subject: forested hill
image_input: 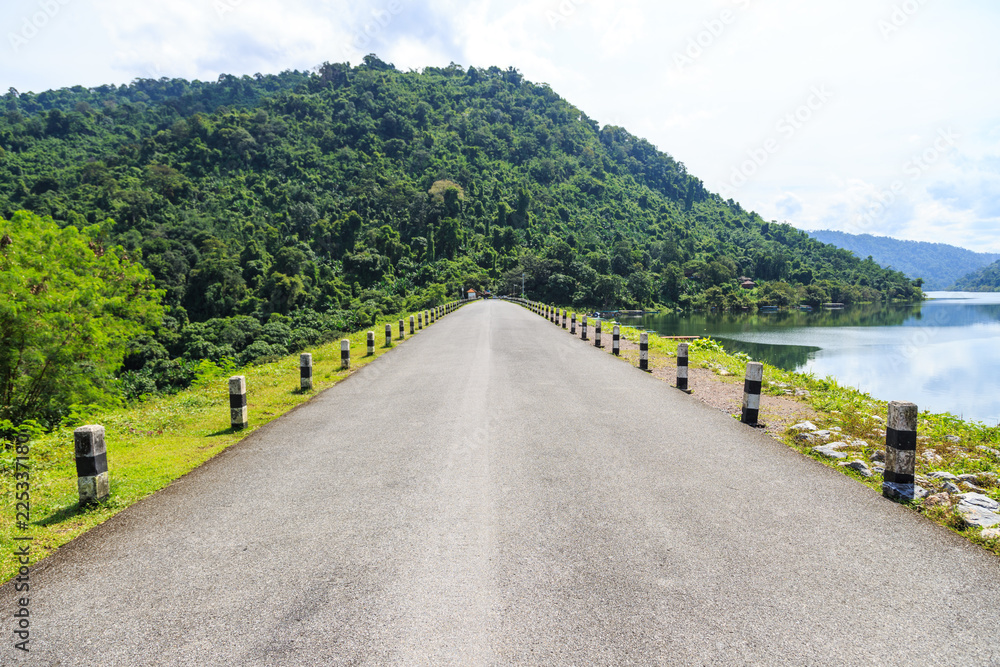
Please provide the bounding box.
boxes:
[952,260,1000,292]
[0,57,923,419]
[807,230,1000,291]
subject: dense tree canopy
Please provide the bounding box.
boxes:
[0,59,924,419]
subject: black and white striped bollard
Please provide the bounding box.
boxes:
[230,375,248,429]
[399,319,405,340]
[612,324,620,356]
[581,315,588,341]
[75,425,109,504]
[571,313,577,335]
[430,309,435,323]
[341,339,350,370]
[883,401,918,501]
[595,320,602,348]
[676,344,691,393]
[639,333,649,371]
[418,313,423,330]
[367,331,375,356]
[410,316,415,335]
[300,353,313,391]
[385,323,392,347]
[562,310,567,329]
[741,362,764,426]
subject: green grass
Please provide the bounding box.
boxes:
[0,304,464,584]
[532,302,1000,557]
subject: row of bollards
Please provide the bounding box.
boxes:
[519,298,921,503]
[70,300,473,506]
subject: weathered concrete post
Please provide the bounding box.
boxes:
[581,315,588,341]
[562,310,567,329]
[300,353,313,391]
[367,331,375,356]
[595,320,602,348]
[399,319,405,340]
[883,401,919,501]
[639,333,649,371]
[612,324,620,356]
[418,312,423,330]
[410,315,415,335]
[75,425,109,504]
[741,362,764,426]
[385,323,392,347]
[229,375,248,430]
[341,339,350,370]
[571,313,577,335]
[675,343,691,392]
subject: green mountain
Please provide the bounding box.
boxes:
[952,260,1000,292]
[807,230,1000,291]
[0,56,923,407]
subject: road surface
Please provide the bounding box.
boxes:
[4,299,1000,665]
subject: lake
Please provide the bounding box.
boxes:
[618,292,1000,425]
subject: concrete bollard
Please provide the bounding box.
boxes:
[300,353,313,391]
[229,375,248,429]
[367,331,375,356]
[430,309,435,323]
[410,315,415,335]
[385,323,392,347]
[74,425,109,504]
[581,315,588,341]
[883,401,919,501]
[571,313,577,335]
[676,344,691,393]
[418,313,423,330]
[341,339,350,370]
[562,310,567,329]
[639,333,649,371]
[741,362,764,426]
[399,319,405,340]
[612,324,620,356]
[595,320,602,348]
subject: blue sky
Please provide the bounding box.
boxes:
[2,0,999,251]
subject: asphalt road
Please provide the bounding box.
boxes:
[5,299,1000,665]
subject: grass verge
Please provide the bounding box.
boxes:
[0,304,463,584]
[529,302,1000,558]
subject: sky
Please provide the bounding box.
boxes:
[2,0,999,251]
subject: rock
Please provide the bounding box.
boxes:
[957,504,1000,529]
[791,421,818,432]
[959,473,995,486]
[945,435,961,443]
[961,482,986,493]
[873,465,885,475]
[924,492,951,507]
[977,446,1000,459]
[918,436,931,443]
[942,482,962,494]
[920,450,944,463]
[840,460,872,478]
[796,433,817,444]
[811,430,834,440]
[958,493,1000,512]
[981,528,1000,540]
[829,426,842,432]
[813,442,849,459]
[870,450,885,463]
[871,415,884,422]
[928,471,959,481]
[794,389,811,397]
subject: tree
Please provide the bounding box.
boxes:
[0,212,163,426]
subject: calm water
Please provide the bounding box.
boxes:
[620,292,1000,425]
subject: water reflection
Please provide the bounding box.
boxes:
[620,292,1000,424]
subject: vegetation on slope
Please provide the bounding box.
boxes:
[952,259,1000,292]
[0,56,923,426]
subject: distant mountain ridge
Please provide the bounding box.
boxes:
[806,230,1000,290]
